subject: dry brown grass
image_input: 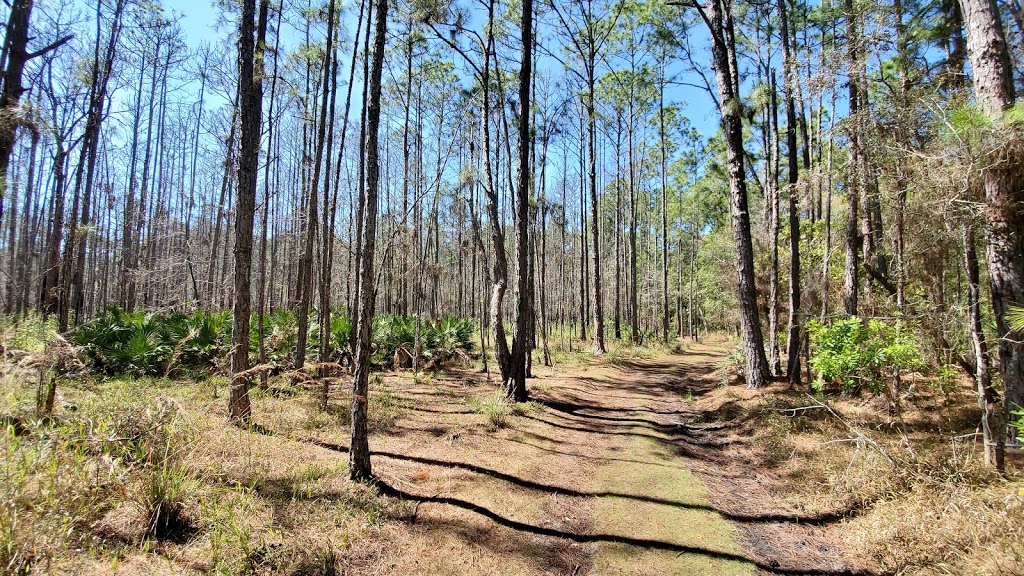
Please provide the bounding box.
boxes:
[688,356,1024,576]
[9,327,1017,576]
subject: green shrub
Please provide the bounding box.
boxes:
[330,314,353,352]
[434,316,474,357]
[934,364,960,395]
[807,317,923,393]
[0,312,58,354]
[75,308,170,376]
[370,314,474,368]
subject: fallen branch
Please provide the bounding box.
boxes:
[803,393,896,466]
[770,405,829,417]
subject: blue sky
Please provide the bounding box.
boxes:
[149,0,725,139]
[164,0,226,46]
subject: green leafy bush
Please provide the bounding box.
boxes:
[434,316,474,357]
[74,308,170,376]
[807,317,923,393]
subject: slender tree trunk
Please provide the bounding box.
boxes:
[228,0,268,423]
[659,65,670,343]
[295,0,336,371]
[258,8,282,389]
[588,60,606,355]
[614,121,622,340]
[768,72,781,375]
[843,0,861,317]
[350,0,387,482]
[964,223,1004,469]
[627,101,639,346]
[40,145,67,316]
[208,101,238,309]
[779,0,802,386]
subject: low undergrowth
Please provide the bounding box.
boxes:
[0,332,409,575]
[699,381,1024,576]
[72,307,476,379]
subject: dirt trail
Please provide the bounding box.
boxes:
[285,340,868,575]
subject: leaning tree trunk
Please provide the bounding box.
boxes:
[705,0,770,388]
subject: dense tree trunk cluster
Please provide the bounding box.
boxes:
[0,0,1022,476]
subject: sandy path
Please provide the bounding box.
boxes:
[327,343,762,575]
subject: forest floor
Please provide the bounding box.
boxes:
[5,338,1022,575]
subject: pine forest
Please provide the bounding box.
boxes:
[0,0,1023,572]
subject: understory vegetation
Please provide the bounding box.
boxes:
[2,313,1021,575]
[0,315,458,575]
[697,377,1024,575]
[71,307,475,378]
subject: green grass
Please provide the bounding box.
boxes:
[592,435,753,576]
[476,394,510,430]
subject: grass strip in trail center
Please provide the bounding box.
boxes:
[592,433,754,575]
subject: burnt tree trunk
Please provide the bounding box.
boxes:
[228,0,268,423]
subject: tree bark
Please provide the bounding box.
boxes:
[350,0,388,482]
[843,0,861,317]
[228,0,268,423]
[705,0,770,388]
[507,0,532,401]
[960,0,1024,443]
[779,0,802,387]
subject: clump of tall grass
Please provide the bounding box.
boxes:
[476,393,510,430]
